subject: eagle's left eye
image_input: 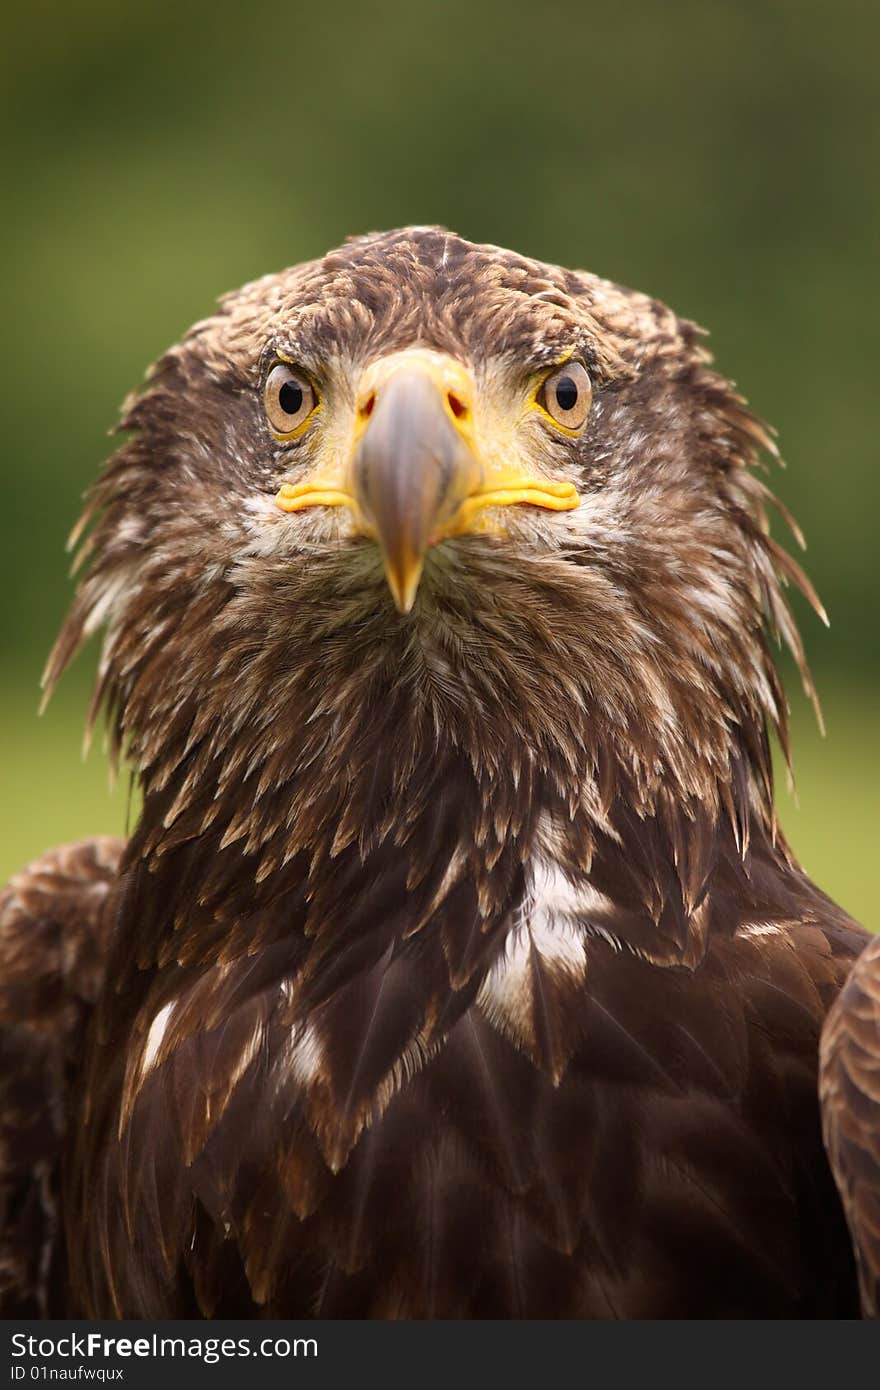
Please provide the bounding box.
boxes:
[264,363,317,436]
[538,361,592,431]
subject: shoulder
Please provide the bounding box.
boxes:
[0,837,125,1021]
[820,932,880,1316]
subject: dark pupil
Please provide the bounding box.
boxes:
[554,376,578,412]
[279,380,304,416]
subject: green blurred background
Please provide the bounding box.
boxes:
[1,1,876,925]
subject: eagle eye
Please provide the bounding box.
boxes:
[539,361,592,431]
[264,363,317,436]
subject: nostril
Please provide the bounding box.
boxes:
[360,392,376,420]
[447,391,468,420]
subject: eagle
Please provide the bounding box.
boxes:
[0,226,871,1318]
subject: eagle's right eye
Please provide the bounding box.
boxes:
[264,363,318,437]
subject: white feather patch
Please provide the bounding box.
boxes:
[477,857,593,1041]
[284,1020,325,1088]
[140,1001,176,1076]
[738,921,785,939]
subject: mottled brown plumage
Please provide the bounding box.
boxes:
[0,838,122,1315]
[0,228,869,1317]
[821,934,880,1316]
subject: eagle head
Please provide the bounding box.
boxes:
[46,227,821,925]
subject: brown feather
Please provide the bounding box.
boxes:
[821,934,880,1317]
[0,838,123,1315]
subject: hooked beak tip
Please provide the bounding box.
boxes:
[384,555,424,614]
[351,358,481,613]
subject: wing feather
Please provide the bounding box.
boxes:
[0,838,123,1315]
[821,933,880,1317]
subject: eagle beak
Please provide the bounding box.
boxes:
[274,348,580,613]
[350,361,481,612]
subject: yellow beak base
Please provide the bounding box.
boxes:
[273,353,579,611]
